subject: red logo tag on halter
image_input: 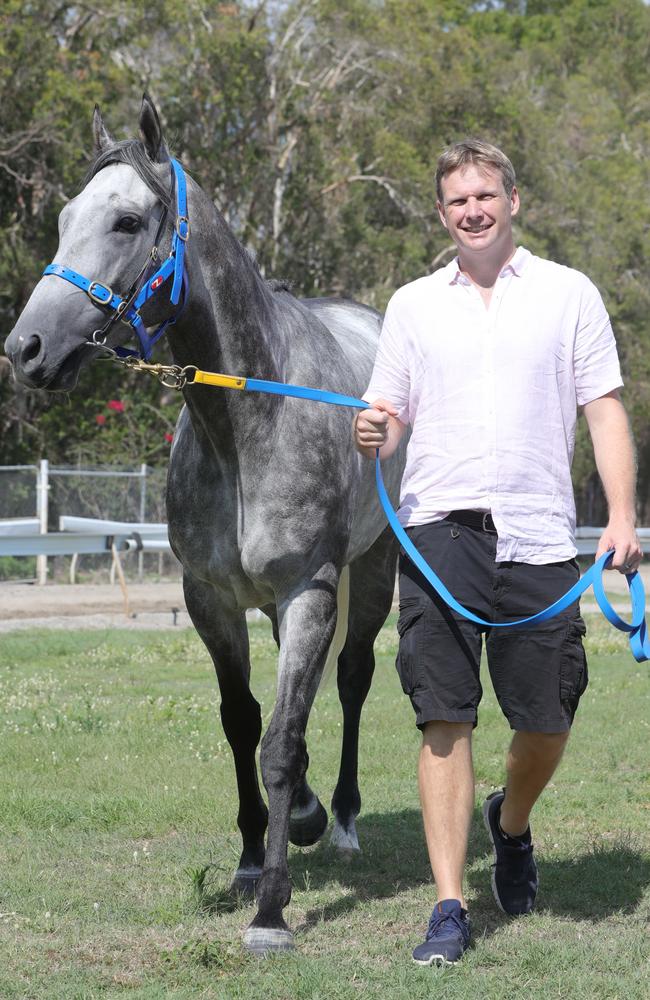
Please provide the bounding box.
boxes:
[150,276,164,291]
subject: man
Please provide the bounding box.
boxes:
[354,139,642,966]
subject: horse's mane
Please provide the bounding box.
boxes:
[85,139,292,296]
[85,139,173,209]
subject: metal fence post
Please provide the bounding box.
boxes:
[138,462,147,581]
[36,459,49,584]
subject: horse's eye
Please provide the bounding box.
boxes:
[115,215,141,233]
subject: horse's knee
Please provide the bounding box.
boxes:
[260,727,307,794]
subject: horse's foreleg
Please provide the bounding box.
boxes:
[244,565,339,954]
[331,530,398,854]
[262,603,328,848]
[183,573,268,896]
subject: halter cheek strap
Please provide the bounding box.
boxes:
[42,158,189,362]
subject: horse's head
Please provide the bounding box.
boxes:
[4,96,180,390]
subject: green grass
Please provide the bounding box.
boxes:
[0,615,648,998]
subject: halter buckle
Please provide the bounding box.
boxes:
[175,216,190,242]
[120,307,140,329]
[88,281,113,306]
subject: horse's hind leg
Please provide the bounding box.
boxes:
[331,528,398,853]
[261,604,328,848]
[184,573,268,897]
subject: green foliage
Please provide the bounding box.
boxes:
[0,0,649,519]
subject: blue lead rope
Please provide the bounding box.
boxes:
[237,375,649,663]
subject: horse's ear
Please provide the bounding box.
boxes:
[139,93,165,162]
[93,105,115,153]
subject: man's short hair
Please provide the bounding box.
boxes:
[436,139,516,203]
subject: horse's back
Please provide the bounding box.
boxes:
[297,296,404,563]
[299,297,381,386]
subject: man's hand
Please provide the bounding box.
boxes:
[595,517,643,574]
[584,391,643,574]
[353,398,405,459]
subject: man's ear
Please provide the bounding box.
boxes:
[139,92,165,162]
[436,200,449,230]
[93,105,115,154]
[510,185,520,218]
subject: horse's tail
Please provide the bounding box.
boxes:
[320,565,350,687]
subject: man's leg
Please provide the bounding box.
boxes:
[419,720,475,906]
[499,730,569,836]
[482,730,568,916]
[484,558,588,915]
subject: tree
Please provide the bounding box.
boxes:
[1,0,649,522]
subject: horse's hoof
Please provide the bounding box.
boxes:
[230,866,262,900]
[330,818,361,855]
[243,925,295,955]
[289,797,328,847]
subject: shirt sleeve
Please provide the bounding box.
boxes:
[573,277,623,406]
[363,290,411,425]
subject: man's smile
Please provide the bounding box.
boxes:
[461,223,494,234]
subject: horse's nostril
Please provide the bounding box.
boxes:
[21,334,42,365]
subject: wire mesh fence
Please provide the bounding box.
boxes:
[0,465,39,520]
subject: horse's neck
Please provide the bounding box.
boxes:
[170,194,285,380]
[169,195,287,445]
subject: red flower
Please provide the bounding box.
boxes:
[164,432,174,443]
[95,414,106,426]
[107,399,125,412]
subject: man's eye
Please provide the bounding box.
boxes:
[115,215,141,233]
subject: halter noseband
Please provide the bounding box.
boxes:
[43,157,189,362]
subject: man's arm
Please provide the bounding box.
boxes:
[354,398,407,460]
[582,389,643,572]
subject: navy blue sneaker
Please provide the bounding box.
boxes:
[412,899,471,966]
[483,789,538,915]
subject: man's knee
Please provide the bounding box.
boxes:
[510,729,570,763]
[422,719,473,758]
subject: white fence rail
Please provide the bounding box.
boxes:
[0,516,172,602]
[0,518,41,537]
[0,461,168,583]
[0,522,170,558]
[2,518,648,574]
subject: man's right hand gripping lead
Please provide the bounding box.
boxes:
[354,398,405,460]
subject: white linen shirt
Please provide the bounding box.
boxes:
[364,247,623,563]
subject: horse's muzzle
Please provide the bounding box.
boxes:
[4,327,86,390]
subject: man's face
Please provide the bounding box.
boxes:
[436,164,519,257]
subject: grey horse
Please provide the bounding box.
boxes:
[4,96,405,953]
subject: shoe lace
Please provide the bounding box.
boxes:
[495,839,534,885]
[425,907,465,942]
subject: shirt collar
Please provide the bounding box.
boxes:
[447,245,531,286]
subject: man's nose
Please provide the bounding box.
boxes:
[465,197,483,218]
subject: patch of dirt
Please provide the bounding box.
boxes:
[0,563,646,633]
[0,580,189,632]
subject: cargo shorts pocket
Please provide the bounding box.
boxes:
[396,598,425,695]
[559,618,588,722]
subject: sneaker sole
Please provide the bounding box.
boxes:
[482,795,508,915]
[412,953,459,967]
[482,796,538,917]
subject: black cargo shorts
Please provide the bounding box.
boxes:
[396,518,588,732]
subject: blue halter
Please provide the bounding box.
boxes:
[42,158,189,361]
